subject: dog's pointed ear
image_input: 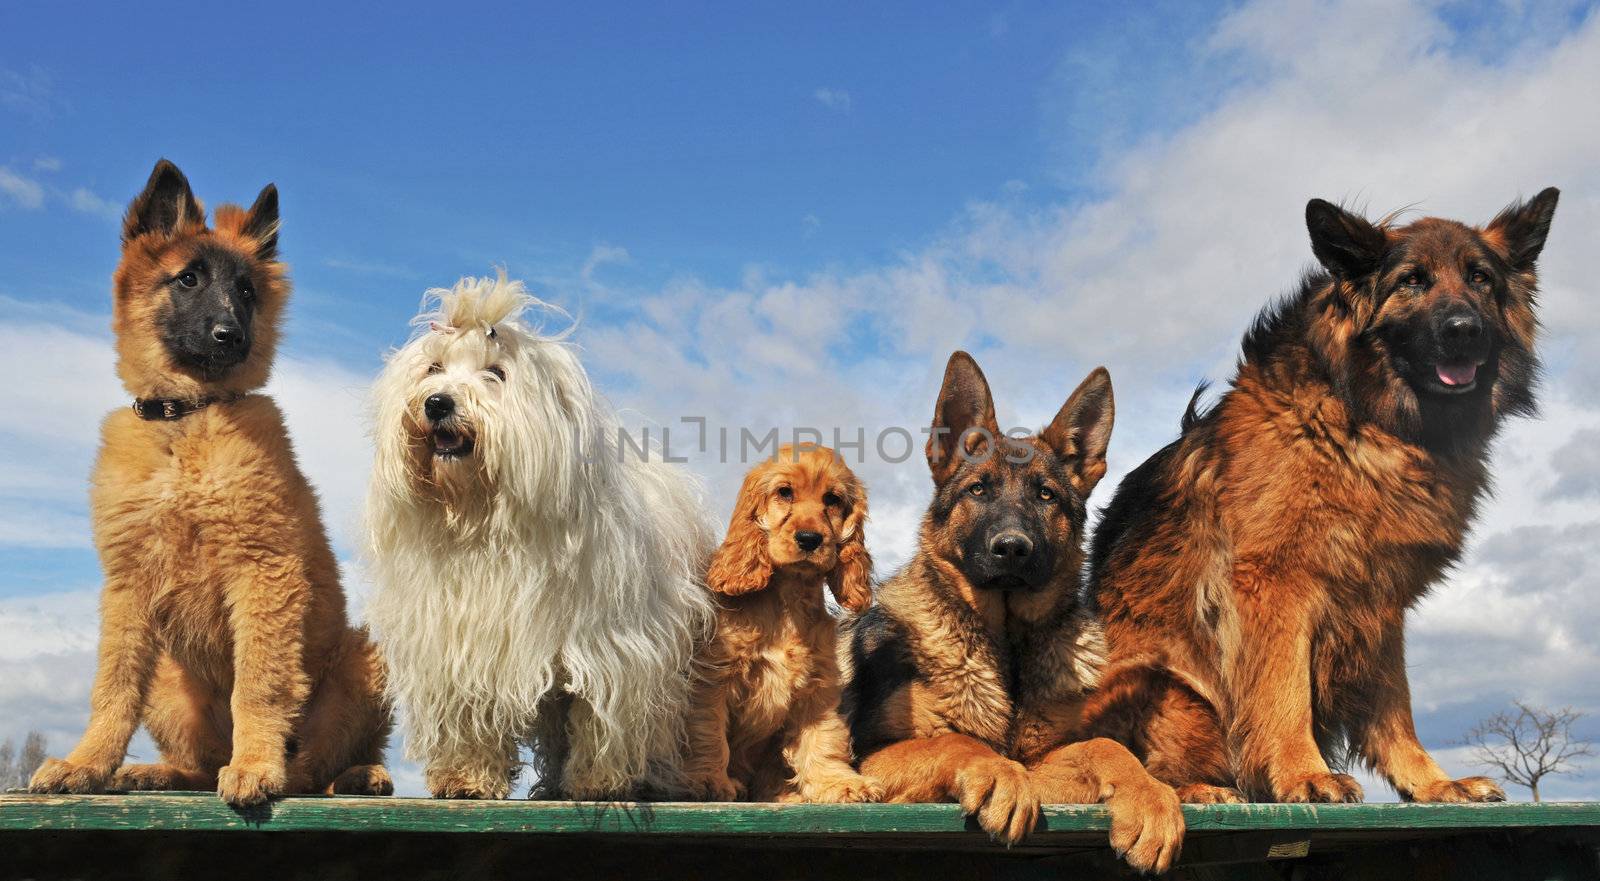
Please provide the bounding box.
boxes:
[1485,187,1559,271]
[243,183,280,260]
[123,159,204,243]
[1306,198,1387,281]
[1041,367,1114,497]
[927,351,1000,485]
[706,471,774,596]
[826,472,873,614]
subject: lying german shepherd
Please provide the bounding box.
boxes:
[842,352,1183,873]
[1086,189,1560,804]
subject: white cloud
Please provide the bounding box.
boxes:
[813,87,853,111]
[0,167,45,209]
[69,187,121,221]
[33,156,61,173]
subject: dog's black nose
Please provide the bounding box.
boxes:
[795,531,824,553]
[1441,311,1484,343]
[425,394,455,421]
[211,323,245,347]
[990,532,1033,560]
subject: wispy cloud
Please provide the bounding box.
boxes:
[0,168,45,210]
[32,156,62,173]
[813,87,852,111]
[0,66,60,118]
[68,187,120,221]
[322,257,416,278]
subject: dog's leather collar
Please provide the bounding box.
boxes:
[132,394,236,421]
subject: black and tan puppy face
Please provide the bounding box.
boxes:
[1305,189,1556,438]
[112,159,287,398]
[923,352,1114,599]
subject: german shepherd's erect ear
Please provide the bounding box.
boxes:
[241,183,281,260]
[1305,199,1388,282]
[926,351,1001,485]
[1485,187,1560,272]
[122,159,205,243]
[1040,367,1115,497]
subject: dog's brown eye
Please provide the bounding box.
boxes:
[823,492,841,507]
[427,363,443,375]
[1401,272,1423,288]
[968,483,985,497]
[777,486,793,499]
[485,365,506,381]
[177,271,198,288]
[238,280,255,301]
[1038,487,1055,501]
[1470,269,1489,285]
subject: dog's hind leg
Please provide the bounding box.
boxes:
[1084,663,1243,803]
[559,696,644,801]
[112,654,227,792]
[286,634,394,796]
[30,575,161,794]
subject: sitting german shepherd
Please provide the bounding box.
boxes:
[842,352,1183,873]
[1086,189,1560,804]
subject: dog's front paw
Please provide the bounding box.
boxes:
[29,758,113,794]
[955,757,1039,846]
[1275,771,1363,803]
[1407,776,1505,803]
[1107,780,1185,874]
[809,773,884,804]
[1175,783,1246,804]
[218,761,287,807]
[427,767,511,800]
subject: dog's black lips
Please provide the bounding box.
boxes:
[431,427,475,458]
[977,574,1032,592]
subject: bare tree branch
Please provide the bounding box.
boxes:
[1464,702,1593,802]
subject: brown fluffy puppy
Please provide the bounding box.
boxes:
[29,160,392,806]
[685,445,882,803]
[1086,190,1559,804]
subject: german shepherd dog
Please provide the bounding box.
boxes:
[842,353,1184,873]
[1085,189,1559,804]
[30,160,392,805]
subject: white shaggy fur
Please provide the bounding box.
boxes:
[363,272,715,799]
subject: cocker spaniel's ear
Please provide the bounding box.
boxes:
[706,473,773,596]
[826,477,873,613]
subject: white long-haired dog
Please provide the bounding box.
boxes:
[364,272,715,800]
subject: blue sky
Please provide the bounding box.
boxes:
[3,0,1600,798]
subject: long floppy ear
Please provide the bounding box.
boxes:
[1306,198,1388,281]
[826,473,873,613]
[1040,367,1115,497]
[123,159,204,243]
[705,472,773,596]
[926,351,1000,485]
[1485,187,1559,271]
[242,183,280,260]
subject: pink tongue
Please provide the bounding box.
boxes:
[1436,363,1478,386]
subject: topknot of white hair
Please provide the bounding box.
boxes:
[412,269,573,342]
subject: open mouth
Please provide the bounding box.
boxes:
[978,574,1032,592]
[1427,360,1482,394]
[430,426,475,459]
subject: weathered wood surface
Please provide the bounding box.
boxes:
[1,794,1598,880]
[2,792,1598,834]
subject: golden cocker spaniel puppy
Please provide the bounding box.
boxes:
[685,444,882,803]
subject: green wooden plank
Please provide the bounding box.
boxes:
[1,794,1597,836]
